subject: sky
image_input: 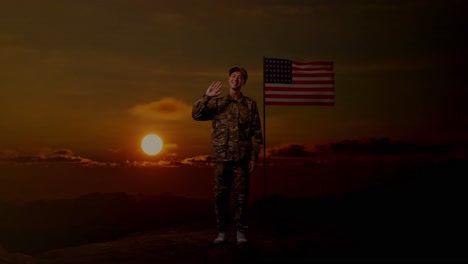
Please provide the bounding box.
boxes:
[0,0,467,201]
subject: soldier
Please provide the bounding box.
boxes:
[192,66,263,245]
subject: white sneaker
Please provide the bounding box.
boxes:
[213,232,227,244]
[236,230,247,244]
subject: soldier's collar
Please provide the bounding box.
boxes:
[227,92,244,101]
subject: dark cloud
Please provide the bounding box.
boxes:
[125,160,184,168]
[8,148,97,165]
[51,149,74,156]
[9,155,42,163]
[267,144,316,158]
[315,138,468,156]
[10,155,83,163]
[265,138,468,160]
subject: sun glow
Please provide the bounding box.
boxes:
[141,134,163,155]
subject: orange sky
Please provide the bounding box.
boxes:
[1,0,467,167]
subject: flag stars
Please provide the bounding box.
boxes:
[264,58,292,83]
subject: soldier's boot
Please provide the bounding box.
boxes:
[213,231,227,244]
[236,229,247,244]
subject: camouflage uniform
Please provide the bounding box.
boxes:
[192,93,263,231]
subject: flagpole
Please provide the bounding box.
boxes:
[262,56,267,199]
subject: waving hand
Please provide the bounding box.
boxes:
[206,81,222,97]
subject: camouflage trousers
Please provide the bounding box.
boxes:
[214,161,250,232]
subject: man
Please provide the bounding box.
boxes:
[192,66,263,245]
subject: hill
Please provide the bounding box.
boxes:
[0,159,467,263]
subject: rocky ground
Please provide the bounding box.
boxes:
[2,160,468,263]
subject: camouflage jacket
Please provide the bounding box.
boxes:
[192,93,264,163]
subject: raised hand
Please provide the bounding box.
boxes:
[206,81,222,97]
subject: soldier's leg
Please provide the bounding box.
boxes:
[232,162,250,232]
[214,162,233,232]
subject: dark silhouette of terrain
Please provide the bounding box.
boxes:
[0,193,213,255]
[0,159,467,263]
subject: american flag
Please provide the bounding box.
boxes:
[263,58,335,106]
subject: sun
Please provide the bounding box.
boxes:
[141,134,163,156]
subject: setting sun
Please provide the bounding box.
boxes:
[141,134,163,156]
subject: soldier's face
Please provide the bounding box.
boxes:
[228,72,245,90]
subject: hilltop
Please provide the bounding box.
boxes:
[1,159,467,263]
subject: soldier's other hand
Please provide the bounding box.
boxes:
[249,161,257,174]
[206,81,222,97]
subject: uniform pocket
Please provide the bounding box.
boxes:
[212,119,228,147]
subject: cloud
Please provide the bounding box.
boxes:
[125,154,213,168]
[130,97,192,121]
[267,144,316,158]
[0,148,20,160]
[11,155,82,163]
[181,155,213,167]
[5,148,116,167]
[9,148,84,163]
[125,160,182,168]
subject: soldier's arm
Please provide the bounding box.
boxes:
[192,94,217,121]
[250,101,264,161]
[192,82,222,121]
